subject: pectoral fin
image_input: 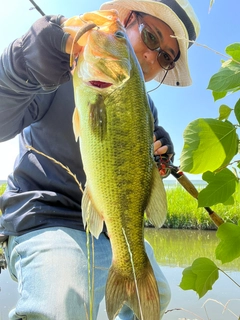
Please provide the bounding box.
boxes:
[72,107,81,142]
[82,184,104,238]
[145,165,167,228]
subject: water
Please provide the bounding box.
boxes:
[163,179,207,188]
[145,229,240,320]
[160,267,240,320]
[1,229,239,320]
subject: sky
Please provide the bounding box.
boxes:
[0,0,239,180]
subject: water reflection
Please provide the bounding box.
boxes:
[161,266,240,320]
[144,228,240,271]
[145,228,240,320]
[1,229,239,319]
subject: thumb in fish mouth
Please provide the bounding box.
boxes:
[59,16,82,55]
[64,35,83,56]
[62,21,97,66]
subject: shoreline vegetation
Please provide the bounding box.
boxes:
[163,183,240,230]
[0,182,239,230]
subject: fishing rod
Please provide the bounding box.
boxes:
[29,0,45,16]
[155,155,224,228]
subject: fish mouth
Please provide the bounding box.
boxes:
[89,80,112,89]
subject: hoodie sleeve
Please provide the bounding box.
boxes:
[147,94,175,156]
[0,15,71,142]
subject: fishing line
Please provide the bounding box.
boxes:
[147,70,168,94]
[122,228,144,320]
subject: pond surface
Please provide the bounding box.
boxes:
[144,229,240,320]
[1,229,239,320]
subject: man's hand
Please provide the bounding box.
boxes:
[154,136,169,155]
[60,17,82,56]
[154,126,174,160]
[12,15,76,90]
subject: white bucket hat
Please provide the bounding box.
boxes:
[100,0,200,86]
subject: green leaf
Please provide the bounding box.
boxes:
[218,104,232,120]
[234,99,240,124]
[225,43,240,61]
[180,119,238,174]
[212,91,227,101]
[207,60,240,92]
[179,267,197,291]
[232,86,240,93]
[223,195,235,205]
[198,169,237,207]
[215,222,240,263]
[179,258,219,298]
[233,182,240,202]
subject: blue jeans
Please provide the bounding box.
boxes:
[5,227,170,319]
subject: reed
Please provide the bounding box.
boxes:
[162,185,240,230]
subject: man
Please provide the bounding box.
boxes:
[0,0,200,319]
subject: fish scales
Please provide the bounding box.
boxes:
[63,10,167,320]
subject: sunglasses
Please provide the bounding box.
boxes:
[135,13,179,70]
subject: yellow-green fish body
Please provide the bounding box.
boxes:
[63,10,167,320]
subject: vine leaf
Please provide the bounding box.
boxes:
[218,104,232,120]
[226,43,240,61]
[198,169,238,207]
[215,221,240,263]
[234,98,240,124]
[208,59,240,92]
[180,118,238,174]
[212,91,227,101]
[208,43,240,94]
[179,267,197,291]
[223,195,234,205]
[179,257,219,298]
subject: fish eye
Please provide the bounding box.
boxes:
[115,31,125,38]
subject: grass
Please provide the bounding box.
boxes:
[0,183,6,196]
[162,185,240,230]
[0,183,239,230]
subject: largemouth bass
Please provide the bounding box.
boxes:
[63,10,167,320]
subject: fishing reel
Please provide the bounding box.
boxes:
[154,155,172,179]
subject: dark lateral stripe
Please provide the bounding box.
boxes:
[156,0,196,47]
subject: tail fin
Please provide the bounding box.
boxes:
[105,260,160,320]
